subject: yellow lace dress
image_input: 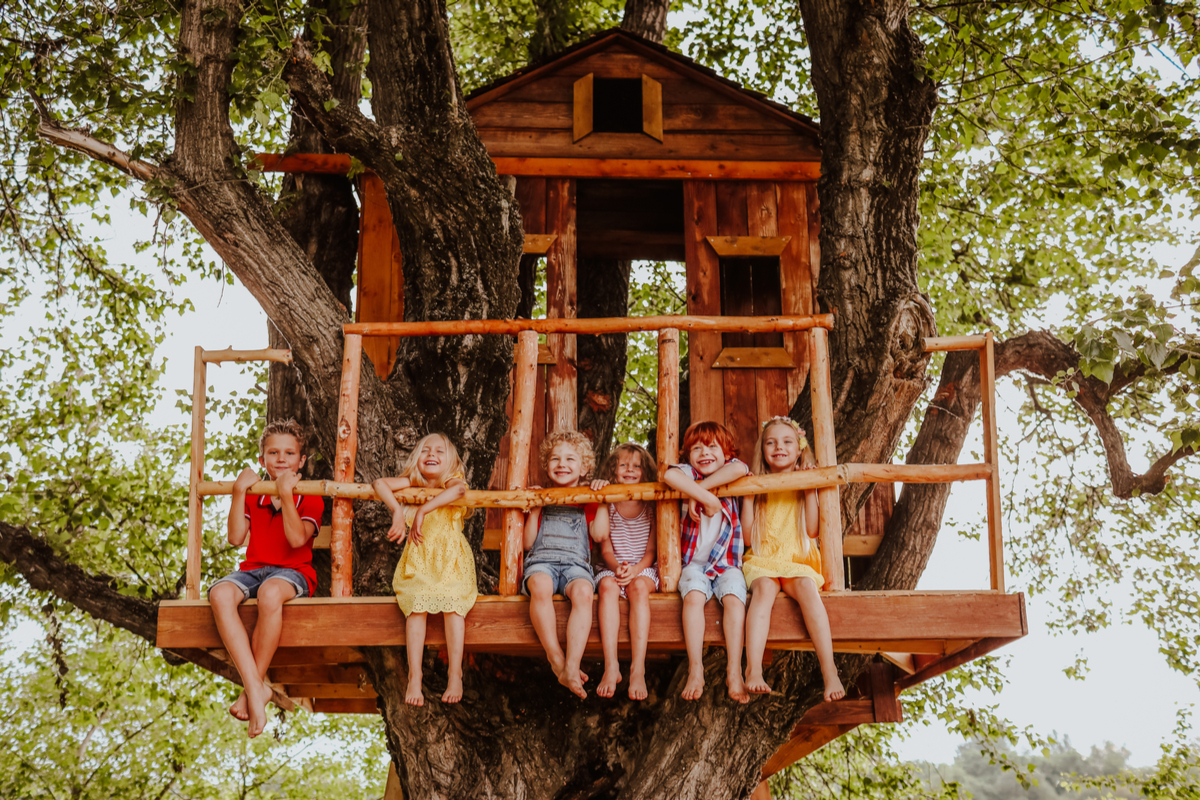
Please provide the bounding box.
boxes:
[742,491,823,587]
[392,497,477,618]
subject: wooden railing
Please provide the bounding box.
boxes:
[183,320,1005,601]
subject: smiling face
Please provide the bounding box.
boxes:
[687,438,727,477]
[546,442,584,487]
[415,435,450,483]
[762,422,801,473]
[614,449,645,484]
[259,433,306,480]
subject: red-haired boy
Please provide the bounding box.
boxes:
[663,421,751,703]
[208,419,322,737]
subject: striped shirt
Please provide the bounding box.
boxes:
[608,503,653,564]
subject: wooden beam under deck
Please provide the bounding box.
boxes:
[158,591,1026,653]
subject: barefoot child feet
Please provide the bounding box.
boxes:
[522,431,601,700]
[662,421,751,704]
[373,433,477,707]
[591,444,659,701]
[742,417,844,702]
[208,420,322,738]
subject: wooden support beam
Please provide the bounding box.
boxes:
[705,235,791,257]
[761,724,858,777]
[186,348,206,600]
[923,335,987,352]
[897,633,1026,692]
[157,591,1027,651]
[330,334,362,597]
[197,462,993,507]
[684,180,724,424]
[312,699,378,715]
[980,331,1006,592]
[268,664,368,685]
[523,234,558,254]
[711,347,795,369]
[285,683,378,699]
[870,661,902,723]
[344,314,835,337]
[808,327,844,591]
[200,347,292,364]
[501,331,538,595]
[656,328,681,593]
[545,177,577,433]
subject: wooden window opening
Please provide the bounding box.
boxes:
[718,255,785,349]
[573,73,664,142]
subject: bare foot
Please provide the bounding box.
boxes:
[229,692,249,721]
[558,667,588,700]
[823,674,846,703]
[745,670,772,694]
[681,664,705,700]
[628,669,648,701]
[441,672,463,704]
[597,667,622,698]
[406,673,425,707]
[727,671,750,704]
[245,680,273,738]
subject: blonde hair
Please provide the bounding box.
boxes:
[398,433,464,489]
[599,442,656,484]
[539,430,596,480]
[749,418,817,561]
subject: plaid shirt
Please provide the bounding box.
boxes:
[672,459,745,577]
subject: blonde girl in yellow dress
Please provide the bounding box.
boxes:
[742,417,845,702]
[373,433,476,706]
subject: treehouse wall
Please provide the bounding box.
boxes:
[466,39,821,163]
[684,179,819,460]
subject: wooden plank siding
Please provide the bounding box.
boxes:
[471,44,820,163]
[715,182,760,457]
[355,174,402,378]
[683,180,724,425]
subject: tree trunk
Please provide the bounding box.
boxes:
[576,256,630,459]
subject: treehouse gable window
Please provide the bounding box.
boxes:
[573,73,664,142]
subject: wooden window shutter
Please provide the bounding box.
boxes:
[642,74,663,141]
[573,74,594,142]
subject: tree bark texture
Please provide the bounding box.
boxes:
[795,0,940,528]
[621,0,670,43]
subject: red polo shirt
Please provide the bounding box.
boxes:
[241,493,324,594]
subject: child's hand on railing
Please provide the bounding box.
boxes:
[386,508,408,544]
[589,478,609,491]
[233,467,258,493]
[799,450,818,471]
[276,469,301,496]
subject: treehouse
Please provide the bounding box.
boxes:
[156,29,1026,782]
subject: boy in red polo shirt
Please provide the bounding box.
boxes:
[208,419,322,738]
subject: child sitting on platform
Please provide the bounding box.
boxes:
[663,421,752,703]
[373,433,475,706]
[742,416,844,703]
[591,443,658,701]
[209,419,322,738]
[523,430,603,699]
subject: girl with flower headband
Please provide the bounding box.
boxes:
[742,415,844,702]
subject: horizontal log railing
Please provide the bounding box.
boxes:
[183,319,1005,602]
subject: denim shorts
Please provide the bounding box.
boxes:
[209,565,310,600]
[678,563,747,605]
[522,562,595,595]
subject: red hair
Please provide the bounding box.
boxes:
[681,421,737,460]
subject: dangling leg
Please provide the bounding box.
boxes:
[722,594,748,704]
[625,576,654,701]
[745,578,780,694]
[681,589,707,700]
[560,578,594,700]
[596,576,623,698]
[784,577,844,702]
[442,612,465,703]
[210,582,256,725]
[405,611,428,706]
[527,572,567,676]
[243,578,297,737]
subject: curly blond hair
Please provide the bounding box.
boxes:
[539,430,596,480]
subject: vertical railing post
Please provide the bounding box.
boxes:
[979,332,1005,592]
[809,327,845,591]
[331,333,363,598]
[656,328,681,593]
[187,347,207,600]
[500,331,539,595]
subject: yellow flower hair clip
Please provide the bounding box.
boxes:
[761,415,808,450]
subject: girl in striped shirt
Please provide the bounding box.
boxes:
[591,443,658,700]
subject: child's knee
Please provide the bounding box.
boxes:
[683,590,707,608]
[598,577,620,598]
[626,578,650,600]
[527,574,554,598]
[257,579,297,610]
[565,579,593,601]
[209,583,243,609]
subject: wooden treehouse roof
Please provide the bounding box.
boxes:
[159,317,1024,775]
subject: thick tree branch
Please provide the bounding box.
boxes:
[0,522,159,643]
[621,0,670,42]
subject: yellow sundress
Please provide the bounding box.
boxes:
[742,491,824,587]
[392,498,477,618]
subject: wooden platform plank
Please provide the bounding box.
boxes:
[157,591,1027,651]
